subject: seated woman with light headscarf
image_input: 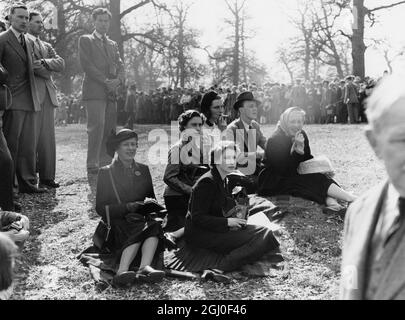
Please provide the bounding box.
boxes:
[258,107,356,214]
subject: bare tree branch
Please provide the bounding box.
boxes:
[368,1,405,13]
[120,0,151,19]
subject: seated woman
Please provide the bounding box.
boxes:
[96,129,165,287]
[184,141,280,282]
[0,232,18,300]
[163,110,209,247]
[258,107,356,212]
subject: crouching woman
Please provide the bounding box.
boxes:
[184,141,280,281]
[96,129,165,287]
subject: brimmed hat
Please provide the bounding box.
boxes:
[233,91,261,110]
[106,129,138,158]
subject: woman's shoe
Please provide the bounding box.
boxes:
[112,271,137,288]
[201,269,232,284]
[163,232,177,249]
[136,265,165,283]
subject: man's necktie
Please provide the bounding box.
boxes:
[102,35,109,57]
[19,34,26,52]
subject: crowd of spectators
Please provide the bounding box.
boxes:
[53,73,382,128]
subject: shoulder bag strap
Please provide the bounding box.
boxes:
[108,167,122,204]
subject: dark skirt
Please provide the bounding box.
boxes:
[108,214,163,255]
[183,220,280,272]
[164,195,190,232]
[268,173,337,205]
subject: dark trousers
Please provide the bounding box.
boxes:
[36,91,56,181]
[164,195,190,232]
[347,103,359,124]
[3,109,39,191]
[0,114,14,210]
[85,99,117,169]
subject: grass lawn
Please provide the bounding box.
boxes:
[11,123,386,300]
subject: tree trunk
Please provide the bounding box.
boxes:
[178,13,186,88]
[232,14,240,85]
[304,41,310,81]
[352,0,366,78]
[109,0,124,59]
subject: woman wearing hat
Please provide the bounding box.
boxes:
[163,110,209,247]
[95,129,165,287]
[258,107,356,214]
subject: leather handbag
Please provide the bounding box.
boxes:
[92,205,111,250]
[92,168,118,250]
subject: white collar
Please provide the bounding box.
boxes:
[240,118,252,131]
[10,26,22,40]
[94,30,106,40]
[27,33,40,41]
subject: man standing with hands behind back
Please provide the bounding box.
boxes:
[0,3,43,194]
[28,11,65,189]
[79,8,124,174]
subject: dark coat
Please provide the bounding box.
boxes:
[185,168,231,236]
[258,128,336,204]
[79,31,124,101]
[259,127,312,194]
[95,159,161,253]
[184,168,280,270]
[0,29,40,111]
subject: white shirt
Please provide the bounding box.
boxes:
[241,119,252,132]
[9,26,23,42]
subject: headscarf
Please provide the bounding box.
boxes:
[277,107,306,137]
[106,129,138,158]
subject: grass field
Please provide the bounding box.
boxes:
[11,123,386,300]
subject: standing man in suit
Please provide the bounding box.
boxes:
[340,74,405,300]
[79,8,124,174]
[344,75,359,124]
[0,62,18,211]
[0,3,44,194]
[28,12,65,189]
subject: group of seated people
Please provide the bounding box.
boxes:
[94,90,357,288]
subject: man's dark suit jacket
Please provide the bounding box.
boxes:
[79,31,124,101]
[0,29,40,111]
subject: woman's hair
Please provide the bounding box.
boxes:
[210,141,240,167]
[0,233,18,291]
[200,91,221,121]
[178,110,205,132]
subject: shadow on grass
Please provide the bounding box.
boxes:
[12,191,69,299]
[269,195,343,271]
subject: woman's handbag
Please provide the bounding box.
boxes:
[92,168,118,250]
[297,155,335,178]
[92,205,111,250]
[222,176,250,220]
